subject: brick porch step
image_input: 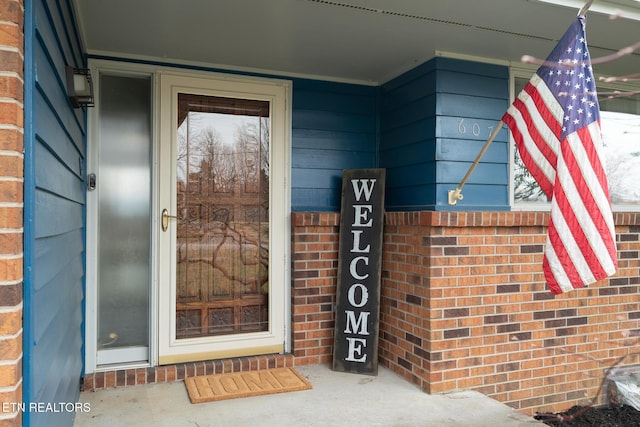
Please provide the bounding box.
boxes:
[82,353,295,391]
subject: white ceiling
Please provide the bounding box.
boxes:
[74,0,640,85]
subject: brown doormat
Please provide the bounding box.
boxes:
[184,367,312,403]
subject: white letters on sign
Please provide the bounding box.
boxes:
[333,169,385,375]
[344,179,376,363]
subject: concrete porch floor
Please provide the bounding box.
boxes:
[74,364,542,427]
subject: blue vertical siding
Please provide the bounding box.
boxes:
[291,79,378,211]
[24,0,85,426]
[381,57,510,211]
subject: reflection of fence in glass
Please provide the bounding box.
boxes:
[514,110,640,204]
[175,220,269,338]
[174,95,270,339]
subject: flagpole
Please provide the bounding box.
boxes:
[447,0,594,206]
[447,120,504,205]
[578,0,595,16]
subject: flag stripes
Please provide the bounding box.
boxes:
[503,76,562,198]
[502,17,617,294]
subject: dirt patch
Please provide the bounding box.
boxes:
[535,405,640,426]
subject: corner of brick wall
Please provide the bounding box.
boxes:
[0,0,24,425]
[290,212,340,365]
[379,211,640,416]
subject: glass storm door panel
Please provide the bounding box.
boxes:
[158,73,288,365]
[175,94,270,339]
[96,74,151,365]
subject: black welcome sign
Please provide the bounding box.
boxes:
[332,169,385,375]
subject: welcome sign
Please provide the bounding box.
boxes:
[332,169,385,375]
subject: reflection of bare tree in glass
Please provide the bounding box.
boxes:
[513,150,548,202]
[236,122,259,193]
[176,111,270,338]
[200,128,236,193]
[177,113,207,184]
[232,118,269,291]
[235,117,269,192]
[514,145,640,204]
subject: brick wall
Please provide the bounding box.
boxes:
[82,354,293,391]
[291,210,640,416]
[0,0,24,426]
[291,212,339,365]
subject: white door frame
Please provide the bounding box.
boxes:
[157,71,291,365]
[84,60,292,373]
[85,60,158,373]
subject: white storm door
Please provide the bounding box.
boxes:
[157,72,290,365]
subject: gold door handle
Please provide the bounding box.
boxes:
[161,208,178,232]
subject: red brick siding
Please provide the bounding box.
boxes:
[291,212,339,365]
[291,211,640,416]
[0,1,23,425]
[82,354,293,392]
[86,210,640,419]
[380,211,640,416]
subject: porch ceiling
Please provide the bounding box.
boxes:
[73,0,640,85]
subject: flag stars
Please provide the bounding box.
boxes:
[536,21,600,130]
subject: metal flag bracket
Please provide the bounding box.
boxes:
[447,120,504,205]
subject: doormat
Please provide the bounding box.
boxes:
[184,367,312,403]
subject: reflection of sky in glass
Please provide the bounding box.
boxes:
[191,112,253,144]
[601,111,640,153]
[177,112,260,182]
[600,111,640,203]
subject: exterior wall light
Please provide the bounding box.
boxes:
[66,66,95,108]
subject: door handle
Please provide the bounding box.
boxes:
[161,208,178,232]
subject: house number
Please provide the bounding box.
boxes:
[458,118,495,138]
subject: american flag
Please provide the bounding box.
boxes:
[502,16,618,295]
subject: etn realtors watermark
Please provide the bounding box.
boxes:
[2,402,91,413]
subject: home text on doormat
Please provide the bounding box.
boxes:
[184,367,312,403]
